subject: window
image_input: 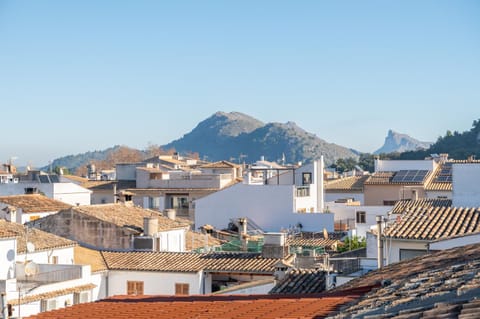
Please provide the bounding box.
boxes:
[127,281,144,295]
[356,211,366,224]
[24,187,38,194]
[41,299,57,312]
[175,283,189,295]
[383,200,397,206]
[295,186,310,197]
[74,291,90,304]
[302,172,312,185]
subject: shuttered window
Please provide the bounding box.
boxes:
[175,283,189,295]
[127,281,144,295]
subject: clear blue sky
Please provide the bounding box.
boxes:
[1,1,479,167]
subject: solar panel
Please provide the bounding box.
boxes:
[39,175,50,183]
[435,163,453,183]
[392,170,429,183]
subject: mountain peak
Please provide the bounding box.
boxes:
[374,130,432,154]
[162,111,357,164]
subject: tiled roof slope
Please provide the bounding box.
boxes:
[186,231,223,251]
[328,243,480,319]
[270,269,326,294]
[0,194,71,213]
[101,251,286,273]
[9,284,96,306]
[364,171,395,185]
[384,204,480,240]
[287,237,341,250]
[391,198,452,214]
[25,294,359,319]
[425,164,453,191]
[73,204,189,232]
[324,175,369,192]
[0,219,76,253]
[74,246,108,272]
[81,180,136,191]
[200,160,240,168]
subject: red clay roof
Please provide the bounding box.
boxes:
[25,293,360,319]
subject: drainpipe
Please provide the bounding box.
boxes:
[1,293,7,319]
[376,216,384,269]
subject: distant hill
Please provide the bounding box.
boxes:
[397,119,480,160]
[163,111,358,165]
[374,130,432,154]
[41,111,359,173]
[40,145,125,172]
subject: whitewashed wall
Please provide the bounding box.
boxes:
[374,159,436,172]
[452,163,480,207]
[430,233,480,251]
[17,247,75,265]
[195,183,333,232]
[52,183,91,206]
[0,238,16,280]
[107,270,204,295]
[325,193,364,205]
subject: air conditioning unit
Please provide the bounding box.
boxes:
[132,236,154,251]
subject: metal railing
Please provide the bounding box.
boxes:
[17,267,82,284]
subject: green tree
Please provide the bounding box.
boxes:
[338,235,366,253]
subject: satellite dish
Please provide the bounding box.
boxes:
[24,261,39,276]
[26,242,35,253]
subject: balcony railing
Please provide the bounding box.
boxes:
[17,266,82,284]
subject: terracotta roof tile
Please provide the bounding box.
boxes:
[0,219,76,253]
[9,283,96,306]
[200,160,241,169]
[101,251,286,273]
[82,180,136,190]
[364,172,396,185]
[330,243,480,319]
[73,204,189,232]
[384,204,480,240]
[391,198,452,214]
[62,174,89,184]
[0,194,71,213]
[25,294,358,319]
[324,175,369,192]
[425,163,453,191]
[74,246,108,272]
[186,231,223,251]
[270,269,327,294]
[287,238,341,250]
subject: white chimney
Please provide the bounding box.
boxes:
[376,216,384,269]
[143,217,158,236]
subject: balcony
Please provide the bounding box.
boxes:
[16,263,83,286]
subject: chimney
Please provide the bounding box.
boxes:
[439,153,448,163]
[262,233,288,259]
[113,182,117,203]
[376,216,384,269]
[166,209,176,221]
[411,189,418,201]
[143,217,158,236]
[238,218,248,251]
